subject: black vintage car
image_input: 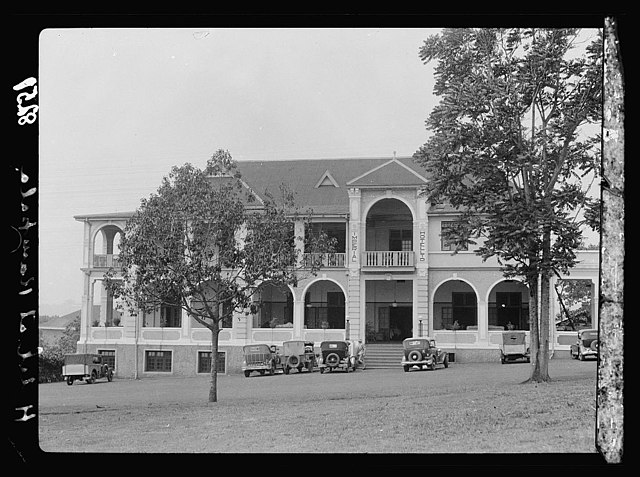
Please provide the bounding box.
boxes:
[318,341,354,373]
[570,328,598,361]
[241,344,283,377]
[282,340,317,374]
[401,337,449,372]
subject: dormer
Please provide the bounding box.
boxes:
[314,170,340,189]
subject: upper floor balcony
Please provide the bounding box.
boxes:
[361,251,414,271]
[93,253,121,268]
[302,252,347,268]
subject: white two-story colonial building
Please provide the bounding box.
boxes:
[74,156,599,377]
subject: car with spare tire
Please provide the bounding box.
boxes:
[318,340,355,373]
[282,340,317,374]
[401,337,449,372]
[569,328,598,361]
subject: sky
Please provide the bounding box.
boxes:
[37,26,602,316]
[38,28,441,314]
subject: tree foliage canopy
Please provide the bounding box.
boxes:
[105,150,334,330]
[414,28,602,282]
[414,28,602,382]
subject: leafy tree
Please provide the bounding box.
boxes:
[105,150,334,402]
[414,28,602,382]
[58,315,81,354]
[38,315,80,383]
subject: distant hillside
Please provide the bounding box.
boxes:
[39,300,82,317]
[40,310,82,328]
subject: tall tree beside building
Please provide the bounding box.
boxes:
[414,28,602,382]
[105,150,333,402]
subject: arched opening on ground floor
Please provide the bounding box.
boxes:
[251,282,294,329]
[303,279,346,329]
[487,279,530,331]
[365,279,413,342]
[433,279,478,331]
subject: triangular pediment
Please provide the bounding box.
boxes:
[346,158,428,188]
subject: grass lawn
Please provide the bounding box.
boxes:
[37,361,601,458]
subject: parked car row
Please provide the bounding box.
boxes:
[62,330,597,385]
[242,340,367,377]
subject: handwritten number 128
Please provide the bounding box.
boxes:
[14,77,38,126]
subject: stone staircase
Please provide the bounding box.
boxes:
[363,343,404,369]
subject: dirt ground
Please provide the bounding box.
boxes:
[35,359,606,461]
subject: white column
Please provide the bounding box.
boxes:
[99,280,108,326]
[414,191,429,338]
[181,307,190,340]
[347,188,362,333]
[477,298,488,344]
[79,271,92,347]
[293,297,305,339]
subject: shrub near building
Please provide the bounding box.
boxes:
[39,316,80,383]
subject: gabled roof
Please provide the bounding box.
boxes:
[346,158,429,187]
[75,156,431,220]
[233,156,430,215]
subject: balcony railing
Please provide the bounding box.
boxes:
[362,251,414,268]
[302,253,346,268]
[93,254,121,268]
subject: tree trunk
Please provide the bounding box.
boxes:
[537,269,551,381]
[529,229,552,383]
[209,324,220,403]
[527,274,541,381]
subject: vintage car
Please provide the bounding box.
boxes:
[570,328,598,361]
[241,344,283,377]
[62,353,113,385]
[318,341,354,373]
[282,340,317,374]
[401,337,449,372]
[499,331,530,364]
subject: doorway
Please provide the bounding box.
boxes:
[389,306,412,342]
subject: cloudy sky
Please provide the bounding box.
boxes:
[37,25,603,315]
[38,27,441,313]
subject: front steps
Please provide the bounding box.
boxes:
[363,342,404,369]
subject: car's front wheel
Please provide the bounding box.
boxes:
[443,355,449,368]
[244,370,251,377]
[403,365,409,372]
[107,370,113,382]
[66,377,74,386]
